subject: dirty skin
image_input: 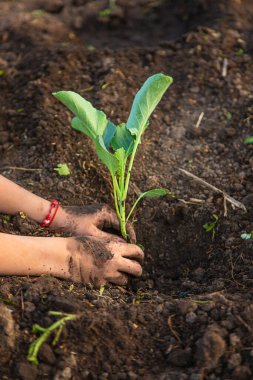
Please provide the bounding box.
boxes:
[61,204,114,233]
[63,204,105,217]
[66,237,113,286]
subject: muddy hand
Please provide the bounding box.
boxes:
[67,236,144,287]
[53,204,136,243]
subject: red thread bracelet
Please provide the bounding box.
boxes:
[40,200,60,228]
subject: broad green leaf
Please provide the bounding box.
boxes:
[126,73,173,137]
[53,91,108,141]
[72,117,116,150]
[103,120,116,149]
[95,136,118,175]
[126,188,171,222]
[111,123,135,153]
[244,136,253,145]
[71,116,85,133]
[54,163,71,176]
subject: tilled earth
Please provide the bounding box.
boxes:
[1,0,253,379]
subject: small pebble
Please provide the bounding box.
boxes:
[186,311,197,324]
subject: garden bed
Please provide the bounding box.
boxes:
[1,0,253,379]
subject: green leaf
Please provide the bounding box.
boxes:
[95,136,118,175]
[244,136,253,145]
[126,73,173,137]
[71,116,85,133]
[126,188,170,222]
[72,116,116,150]
[103,120,116,149]
[226,111,232,121]
[54,163,71,176]
[241,233,252,240]
[139,188,169,198]
[53,91,108,142]
[203,223,213,232]
[99,8,112,17]
[111,123,135,153]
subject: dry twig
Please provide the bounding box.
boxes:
[195,112,204,129]
[179,168,247,216]
[168,315,181,342]
[222,58,228,77]
[0,166,42,172]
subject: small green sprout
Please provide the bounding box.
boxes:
[99,8,112,17]
[68,284,74,293]
[244,136,253,145]
[241,233,253,240]
[235,48,245,56]
[226,111,232,121]
[27,311,77,365]
[54,163,71,176]
[99,0,116,17]
[135,290,152,304]
[101,82,110,90]
[2,215,10,225]
[203,214,219,239]
[99,285,105,296]
[32,9,46,18]
[53,73,173,240]
[0,69,5,76]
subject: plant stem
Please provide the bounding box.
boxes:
[119,200,127,239]
[112,176,121,221]
[126,192,144,223]
[122,135,141,201]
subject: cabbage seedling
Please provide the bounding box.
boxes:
[53,73,173,239]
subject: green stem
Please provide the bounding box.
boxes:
[122,135,141,201]
[126,193,145,223]
[112,176,121,221]
[119,200,127,239]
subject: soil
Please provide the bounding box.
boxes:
[1,0,253,379]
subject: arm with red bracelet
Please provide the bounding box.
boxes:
[0,175,135,241]
[0,175,143,286]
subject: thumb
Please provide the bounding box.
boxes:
[93,228,125,243]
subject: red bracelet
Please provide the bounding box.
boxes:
[40,200,60,228]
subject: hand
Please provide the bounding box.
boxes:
[67,236,144,287]
[53,204,136,242]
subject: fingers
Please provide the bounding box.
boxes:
[93,228,125,243]
[109,241,144,263]
[100,207,137,242]
[126,223,136,243]
[118,258,142,277]
[106,273,128,286]
[100,206,121,231]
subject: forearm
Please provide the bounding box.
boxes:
[0,175,69,228]
[0,175,51,223]
[0,233,70,278]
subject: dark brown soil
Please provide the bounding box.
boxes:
[1,0,253,379]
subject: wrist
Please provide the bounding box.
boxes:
[49,205,69,231]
